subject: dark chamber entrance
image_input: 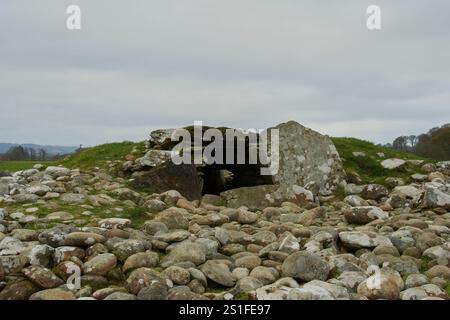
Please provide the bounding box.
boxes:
[199,164,274,195]
[161,127,276,196]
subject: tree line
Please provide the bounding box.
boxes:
[0,146,63,161]
[387,124,450,160]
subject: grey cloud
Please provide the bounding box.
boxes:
[0,0,449,146]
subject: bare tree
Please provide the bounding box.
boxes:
[38,149,48,161]
[392,136,408,151]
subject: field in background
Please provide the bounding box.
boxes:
[0,161,56,172]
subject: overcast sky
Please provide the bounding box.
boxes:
[0,1,449,146]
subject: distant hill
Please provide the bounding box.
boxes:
[0,143,78,156]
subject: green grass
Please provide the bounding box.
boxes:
[332,137,433,186]
[233,293,250,300]
[3,197,150,229]
[58,141,146,170]
[0,161,55,173]
[333,185,347,201]
[445,283,450,297]
[156,250,167,261]
[419,256,432,273]
[103,206,149,228]
[205,286,229,294]
[0,141,146,173]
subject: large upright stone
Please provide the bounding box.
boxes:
[268,121,345,199]
[220,121,345,209]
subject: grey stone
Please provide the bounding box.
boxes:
[98,218,131,229]
[381,159,406,170]
[249,266,279,285]
[38,227,71,247]
[162,266,191,285]
[200,260,236,287]
[221,185,279,210]
[26,184,52,196]
[133,150,172,170]
[389,230,415,253]
[29,288,75,300]
[361,184,388,201]
[144,199,168,213]
[23,266,64,289]
[137,281,168,300]
[126,267,165,294]
[339,231,392,250]
[63,232,106,247]
[154,230,190,243]
[104,292,138,300]
[281,252,330,282]
[27,244,55,267]
[111,239,146,261]
[83,253,117,276]
[143,221,169,235]
[47,211,74,221]
[344,206,388,225]
[344,195,369,207]
[123,251,159,273]
[0,236,25,255]
[236,276,264,293]
[12,194,39,204]
[60,193,86,204]
[405,274,429,289]
[154,207,189,230]
[268,121,345,198]
[336,272,368,292]
[161,241,206,268]
[422,186,450,209]
[44,166,71,178]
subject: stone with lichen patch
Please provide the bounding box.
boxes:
[29,288,76,300]
[63,232,106,247]
[83,253,117,276]
[98,218,131,229]
[339,231,392,250]
[126,267,166,294]
[268,121,345,199]
[344,206,388,225]
[22,266,64,289]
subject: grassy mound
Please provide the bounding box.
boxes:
[59,141,145,170]
[1,137,434,189]
[332,137,433,185]
[0,141,145,173]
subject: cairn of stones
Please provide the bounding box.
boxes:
[0,121,449,300]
